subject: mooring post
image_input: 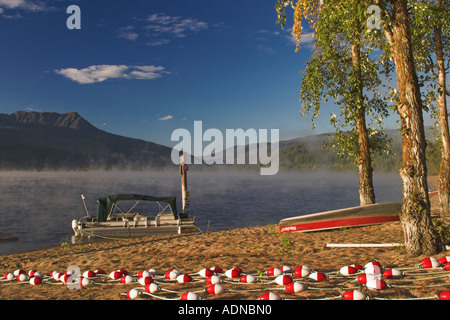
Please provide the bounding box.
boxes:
[180,154,189,214]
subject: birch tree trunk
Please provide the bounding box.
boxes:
[352,42,375,206]
[434,0,450,217]
[377,0,443,256]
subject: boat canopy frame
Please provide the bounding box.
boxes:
[96,194,179,222]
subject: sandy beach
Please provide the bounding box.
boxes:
[1,177,449,302]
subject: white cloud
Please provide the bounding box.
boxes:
[118,26,139,41]
[54,64,168,84]
[158,115,173,121]
[119,31,139,41]
[287,30,315,46]
[145,13,208,38]
[0,0,49,12]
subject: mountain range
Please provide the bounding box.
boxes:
[0,111,441,173]
[0,111,173,170]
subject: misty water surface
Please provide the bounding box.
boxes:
[0,169,402,255]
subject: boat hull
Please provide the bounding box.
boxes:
[279,202,401,233]
[76,224,198,239]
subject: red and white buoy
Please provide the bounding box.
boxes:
[165,269,181,280]
[177,274,193,283]
[13,269,26,277]
[383,268,403,279]
[285,282,305,293]
[206,284,225,295]
[29,277,43,285]
[28,270,39,277]
[444,262,450,271]
[439,290,450,300]
[275,275,293,286]
[95,269,106,275]
[210,267,224,274]
[120,275,134,284]
[109,271,122,280]
[79,277,90,287]
[145,283,160,294]
[365,262,382,275]
[438,256,450,265]
[267,267,282,277]
[206,275,221,285]
[4,273,15,281]
[126,289,140,299]
[198,268,213,278]
[181,292,201,300]
[350,264,363,271]
[147,269,157,276]
[294,265,311,278]
[343,290,366,300]
[259,292,281,300]
[240,274,257,283]
[138,270,150,278]
[83,271,96,278]
[52,271,61,280]
[225,269,241,278]
[339,265,358,276]
[138,276,153,285]
[280,266,293,273]
[308,272,326,282]
[422,257,441,269]
[366,278,387,290]
[357,273,378,284]
[17,273,28,282]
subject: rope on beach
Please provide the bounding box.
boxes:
[2,256,450,300]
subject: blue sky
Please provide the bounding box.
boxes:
[0,0,442,148]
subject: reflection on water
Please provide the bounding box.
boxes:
[0,169,402,255]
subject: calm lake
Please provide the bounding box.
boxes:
[0,169,402,255]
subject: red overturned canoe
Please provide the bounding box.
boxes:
[279,202,401,233]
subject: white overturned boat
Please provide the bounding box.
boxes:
[71,155,197,239]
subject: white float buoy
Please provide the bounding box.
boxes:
[383,268,403,279]
[198,268,213,277]
[308,272,326,282]
[120,275,134,284]
[259,292,281,300]
[275,275,293,286]
[240,274,256,283]
[225,269,241,278]
[206,275,221,285]
[29,277,43,285]
[422,257,440,269]
[165,269,180,280]
[126,289,140,299]
[83,271,96,278]
[138,276,153,285]
[79,277,90,287]
[17,273,28,282]
[343,290,366,300]
[145,283,160,294]
[181,292,201,300]
[4,273,15,281]
[13,269,26,277]
[206,284,225,295]
[267,267,282,277]
[177,274,193,283]
[294,265,311,278]
[339,265,358,276]
[366,278,387,290]
[285,282,305,293]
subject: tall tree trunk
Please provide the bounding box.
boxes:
[352,42,375,206]
[434,0,450,217]
[378,0,443,257]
